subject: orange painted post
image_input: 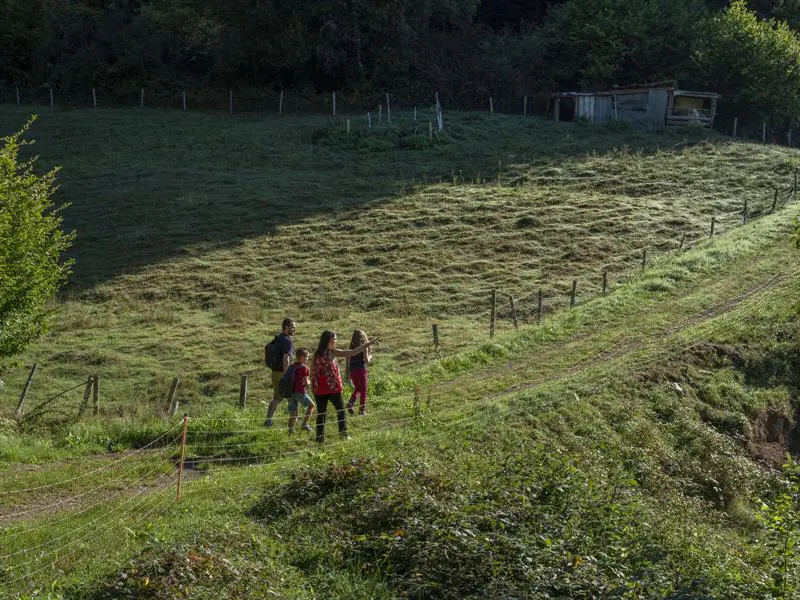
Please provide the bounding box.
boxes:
[176,414,189,502]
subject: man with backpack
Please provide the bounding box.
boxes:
[264,318,295,427]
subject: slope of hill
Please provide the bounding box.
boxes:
[0,107,798,421]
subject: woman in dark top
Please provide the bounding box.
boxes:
[311,330,374,443]
[346,329,373,416]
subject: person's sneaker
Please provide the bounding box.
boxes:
[359,409,367,416]
[264,418,273,428]
[347,404,355,415]
[301,423,312,432]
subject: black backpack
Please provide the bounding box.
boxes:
[278,364,298,399]
[264,335,282,369]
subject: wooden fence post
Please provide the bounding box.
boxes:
[679,232,686,249]
[49,87,54,107]
[763,121,767,143]
[414,106,417,121]
[788,129,792,147]
[428,121,433,139]
[229,90,233,115]
[523,95,528,116]
[167,377,181,416]
[182,91,187,111]
[772,188,779,213]
[92,88,97,108]
[346,119,351,134]
[795,169,798,201]
[602,270,608,295]
[508,295,519,330]
[379,104,383,123]
[176,414,189,502]
[489,97,494,115]
[368,112,372,129]
[78,375,93,417]
[570,279,577,308]
[386,92,391,122]
[332,91,336,116]
[537,290,543,325]
[14,363,37,420]
[279,89,284,115]
[413,387,421,418]
[15,86,20,105]
[733,117,738,138]
[238,374,248,409]
[490,289,497,338]
[92,373,100,416]
[743,198,749,224]
[140,88,144,109]
[432,323,440,349]
[710,215,716,238]
[641,248,647,271]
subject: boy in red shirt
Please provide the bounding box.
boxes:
[289,348,316,434]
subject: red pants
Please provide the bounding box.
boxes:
[348,368,368,410]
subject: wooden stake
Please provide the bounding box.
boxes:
[570,279,577,308]
[413,387,421,418]
[168,377,181,416]
[176,414,189,502]
[414,106,417,121]
[523,95,528,116]
[386,92,391,122]
[733,117,738,138]
[78,375,93,417]
[602,269,608,295]
[762,121,766,143]
[788,129,792,147]
[229,90,233,114]
[140,88,144,109]
[346,119,351,134]
[432,323,440,349]
[14,363,37,420]
[92,373,100,416]
[15,86,20,105]
[182,90,187,111]
[710,215,716,237]
[795,169,798,201]
[641,248,647,271]
[279,89,284,115]
[428,121,433,139]
[435,91,440,109]
[379,104,383,123]
[49,88,53,107]
[537,290,543,325]
[489,97,494,115]
[772,188,779,213]
[490,289,497,338]
[92,88,97,108]
[679,232,686,249]
[743,198,748,224]
[238,374,248,408]
[368,112,372,129]
[332,91,336,116]
[509,296,519,330]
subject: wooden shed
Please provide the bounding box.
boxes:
[552,81,719,128]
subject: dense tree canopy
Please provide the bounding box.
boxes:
[2,0,800,118]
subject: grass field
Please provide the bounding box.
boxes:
[2,105,800,597]
[1,106,798,420]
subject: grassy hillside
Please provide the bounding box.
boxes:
[0,107,798,420]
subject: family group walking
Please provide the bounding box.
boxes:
[264,318,376,443]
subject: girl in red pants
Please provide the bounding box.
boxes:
[346,329,373,416]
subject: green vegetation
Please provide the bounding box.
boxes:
[0,120,73,361]
[1,105,800,597]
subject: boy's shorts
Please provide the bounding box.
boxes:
[288,393,315,413]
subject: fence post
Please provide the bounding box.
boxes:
[743,198,749,224]
[78,375,93,417]
[679,232,686,249]
[763,121,766,143]
[602,269,608,295]
[168,377,181,416]
[49,87,54,107]
[176,414,189,502]
[92,373,100,416]
[795,169,798,201]
[238,374,248,409]
[229,90,233,115]
[413,387,421,418]
[182,91,187,111]
[15,86,20,105]
[140,88,144,109]
[332,91,336,116]
[414,106,417,121]
[788,129,792,147]
[428,121,433,139]
[733,117,738,138]
[368,112,372,129]
[710,215,716,238]
[14,363,37,420]
[508,295,519,330]
[523,95,528,116]
[92,88,97,108]
[570,279,577,308]
[432,323,440,349]
[772,188,779,213]
[641,248,647,271]
[346,119,351,134]
[386,92,391,123]
[379,104,383,123]
[537,290,543,325]
[490,289,497,338]
[489,97,494,115]
[279,89,284,115]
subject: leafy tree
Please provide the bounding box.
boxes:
[0,120,74,360]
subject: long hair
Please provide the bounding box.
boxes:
[315,330,336,360]
[350,329,368,350]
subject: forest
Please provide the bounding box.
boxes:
[3,0,800,121]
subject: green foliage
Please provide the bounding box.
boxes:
[0,119,73,361]
[759,458,800,598]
